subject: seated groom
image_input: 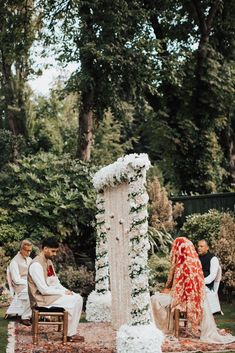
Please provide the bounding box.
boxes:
[198,239,222,314]
[28,237,84,342]
[7,239,33,325]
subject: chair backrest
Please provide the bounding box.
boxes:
[6,266,15,297]
[213,265,222,293]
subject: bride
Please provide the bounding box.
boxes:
[151,237,235,344]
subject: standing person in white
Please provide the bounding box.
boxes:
[198,239,222,314]
[8,239,33,325]
[28,237,84,342]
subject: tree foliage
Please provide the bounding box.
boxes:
[27,83,78,155]
[38,0,235,193]
[0,0,40,137]
[0,152,97,260]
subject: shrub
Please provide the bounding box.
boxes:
[0,152,97,263]
[181,209,224,246]
[148,253,171,294]
[181,209,235,291]
[0,247,10,287]
[211,213,235,291]
[58,265,95,298]
[147,177,183,253]
[148,177,184,232]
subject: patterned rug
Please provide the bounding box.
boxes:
[9,321,235,353]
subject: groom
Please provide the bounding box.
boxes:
[28,237,84,342]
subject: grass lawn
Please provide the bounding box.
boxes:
[215,302,235,335]
[0,307,9,353]
[0,302,234,353]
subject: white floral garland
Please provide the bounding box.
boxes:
[87,153,163,353]
[93,153,151,192]
[86,192,111,322]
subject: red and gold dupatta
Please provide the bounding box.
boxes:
[166,237,205,331]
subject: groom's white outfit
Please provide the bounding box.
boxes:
[28,247,83,337]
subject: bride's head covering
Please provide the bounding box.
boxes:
[169,236,205,330]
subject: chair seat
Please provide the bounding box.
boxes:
[34,306,65,313]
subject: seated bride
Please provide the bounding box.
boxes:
[151,237,235,344]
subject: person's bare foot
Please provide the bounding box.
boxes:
[67,335,85,342]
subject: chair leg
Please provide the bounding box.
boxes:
[174,309,180,338]
[57,315,61,332]
[32,310,35,344]
[63,311,68,344]
[33,310,39,345]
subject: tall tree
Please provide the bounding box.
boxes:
[41,0,154,161]
[0,0,39,137]
[135,0,235,193]
[41,0,234,192]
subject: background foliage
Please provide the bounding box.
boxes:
[182,209,235,291]
[0,152,97,262]
[0,0,234,298]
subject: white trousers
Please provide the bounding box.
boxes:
[18,290,32,320]
[50,293,83,336]
[6,288,32,320]
[21,299,32,320]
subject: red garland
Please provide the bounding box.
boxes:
[47,265,55,277]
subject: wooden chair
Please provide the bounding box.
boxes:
[32,306,68,345]
[174,309,187,338]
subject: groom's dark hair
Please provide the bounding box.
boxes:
[42,237,59,249]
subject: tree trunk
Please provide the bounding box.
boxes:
[191,0,220,126]
[0,50,26,136]
[77,90,94,161]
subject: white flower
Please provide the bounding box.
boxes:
[117,323,164,353]
[93,153,150,191]
[86,291,112,322]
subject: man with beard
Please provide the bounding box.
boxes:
[28,237,84,342]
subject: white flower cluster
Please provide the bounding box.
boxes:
[128,177,151,325]
[117,323,164,353]
[93,153,151,191]
[86,290,111,322]
[95,192,109,293]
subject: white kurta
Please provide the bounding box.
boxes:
[204,256,219,287]
[204,256,222,314]
[9,256,32,299]
[8,255,32,319]
[29,262,83,336]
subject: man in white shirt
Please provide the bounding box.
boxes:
[198,239,220,290]
[28,237,84,342]
[198,239,222,313]
[8,239,33,325]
